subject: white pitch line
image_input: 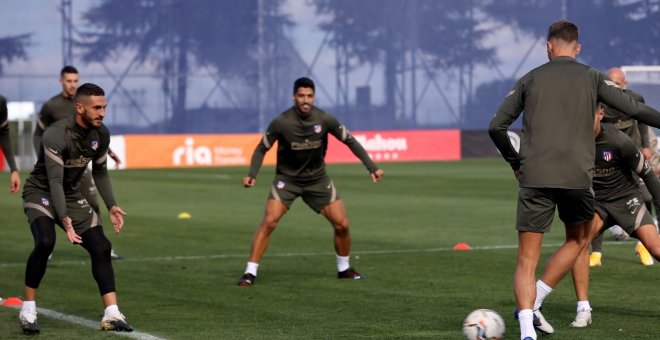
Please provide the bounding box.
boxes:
[2,306,165,340]
[0,241,633,268]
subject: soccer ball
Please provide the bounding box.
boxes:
[462,309,505,340]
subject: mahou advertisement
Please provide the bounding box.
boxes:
[110,129,461,169]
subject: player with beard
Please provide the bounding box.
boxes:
[237,77,384,286]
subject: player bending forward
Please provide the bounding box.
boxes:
[533,104,660,331]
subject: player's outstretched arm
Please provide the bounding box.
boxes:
[370,169,384,183]
[109,205,126,235]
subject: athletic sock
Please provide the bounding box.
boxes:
[518,309,536,340]
[533,280,553,311]
[336,255,350,272]
[21,301,36,313]
[577,300,591,312]
[245,262,259,276]
[104,304,120,319]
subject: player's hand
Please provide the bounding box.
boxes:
[9,171,20,194]
[243,176,256,188]
[643,148,652,161]
[63,216,82,244]
[108,150,122,169]
[109,205,127,234]
[370,169,384,182]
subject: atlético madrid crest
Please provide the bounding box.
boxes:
[602,150,613,161]
[313,124,322,133]
[91,140,99,150]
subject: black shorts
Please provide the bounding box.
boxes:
[268,176,339,213]
[23,189,99,234]
[595,193,655,236]
[516,187,594,233]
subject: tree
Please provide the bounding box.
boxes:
[311,0,495,126]
[0,33,32,74]
[78,0,289,132]
[483,0,660,69]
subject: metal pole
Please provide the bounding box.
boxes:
[257,0,266,131]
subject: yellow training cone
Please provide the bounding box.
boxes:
[178,212,191,219]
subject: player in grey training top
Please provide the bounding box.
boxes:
[237,77,383,286]
[0,94,20,193]
[489,20,660,340]
[19,83,132,334]
[534,103,660,330]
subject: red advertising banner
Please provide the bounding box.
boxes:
[327,129,461,163]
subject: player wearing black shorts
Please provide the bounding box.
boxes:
[19,83,132,334]
[489,20,660,340]
[534,104,660,330]
[590,67,655,267]
[34,65,123,260]
[237,77,384,286]
[0,94,20,193]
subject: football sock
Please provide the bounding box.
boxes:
[533,280,553,311]
[21,301,36,313]
[245,262,259,276]
[336,255,350,272]
[104,304,120,318]
[518,309,536,340]
[577,300,591,312]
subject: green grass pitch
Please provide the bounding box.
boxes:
[0,159,658,339]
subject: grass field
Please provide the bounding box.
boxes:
[0,159,658,339]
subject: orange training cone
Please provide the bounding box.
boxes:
[2,296,23,307]
[453,242,472,251]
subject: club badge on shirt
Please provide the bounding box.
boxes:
[602,150,613,162]
[277,181,285,189]
[91,140,99,150]
[313,124,322,133]
[41,197,50,206]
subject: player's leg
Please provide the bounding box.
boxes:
[320,199,362,279]
[635,183,654,265]
[633,224,660,261]
[21,216,57,334]
[514,187,558,339]
[589,233,604,267]
[238,199,289,286]
[79,226,132,332]
[81,168,123,260]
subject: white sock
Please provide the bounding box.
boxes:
[21,301,36,313]
[336,255,350,272]
[518,309,536,340]
[577,300,591,312]
[533,280,553,311]
[104,304,120,319]
[245,262,259,276]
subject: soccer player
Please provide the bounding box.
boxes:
[19,83,132,334]
[533,104,660,329]
[589,67,655,267]
[489,20,660,340]
[237,77,384,286]
[0,94,20,193]
[34,65,123,260]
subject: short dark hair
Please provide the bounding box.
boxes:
[75,83,105,102]
[60,65,78,77]
[293,77,315,94]
[547,20,579,42]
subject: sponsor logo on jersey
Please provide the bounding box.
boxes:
[291,139,322,150]
[277,181,285,189]
[602,150,613,162]
[41,197,50,206]
[314,124,322,133]
[91,140,99,150]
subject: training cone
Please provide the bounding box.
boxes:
[178,212,191,219]
[2,297,23,307]
[453,242,472,251]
